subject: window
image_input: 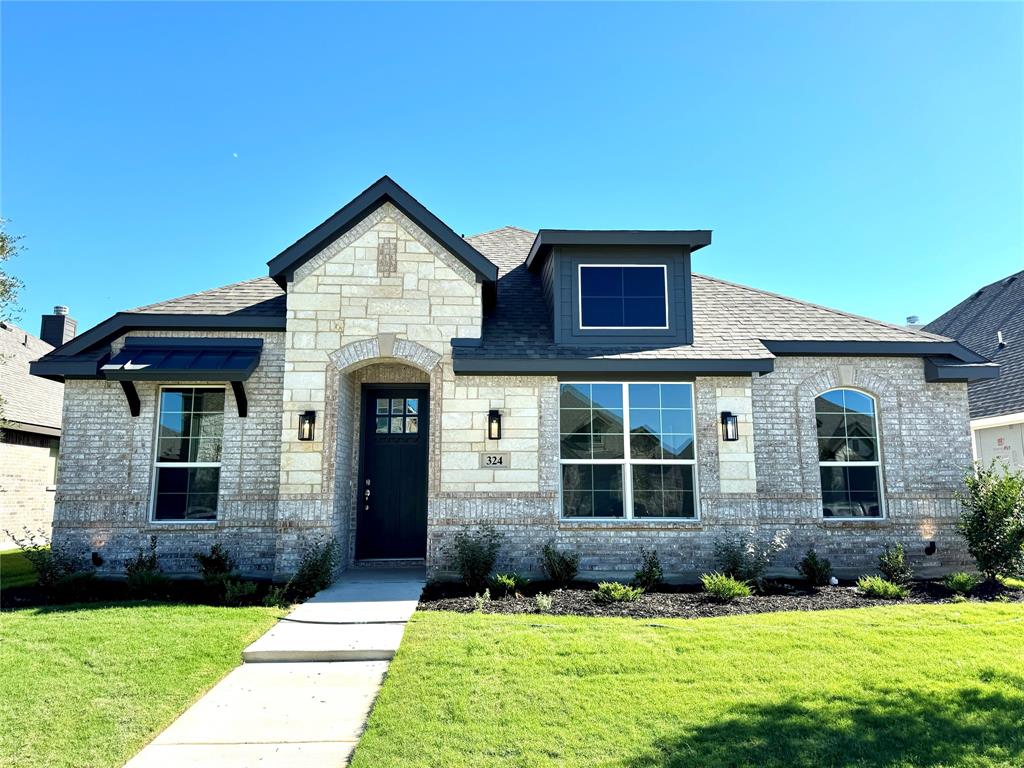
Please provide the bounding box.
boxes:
[816,388,883,518]
[578,265,668,329]
[152,387,224,521]
[375,397,419,434]
[560,382,696,519]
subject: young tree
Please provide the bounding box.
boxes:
[0,217,23,322]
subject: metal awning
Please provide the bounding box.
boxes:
[101,338,262,381]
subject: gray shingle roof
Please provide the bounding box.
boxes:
[130,277,285,316]
[463,227,951,362]
[925,271,1024,419]
[0,322,63,431]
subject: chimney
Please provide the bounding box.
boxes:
[40,305,77,348]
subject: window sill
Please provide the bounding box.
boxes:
[818,517,889,527]
[146,520,219,527]
[560,518,702,530]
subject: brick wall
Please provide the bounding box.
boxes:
[0,430,58,547]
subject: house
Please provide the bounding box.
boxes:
[30,177,997,580]
[925,271,1024,471]
[1,308,75,547]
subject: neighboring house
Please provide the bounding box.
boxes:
[30,177,996,580]
[1,307,75,547]
[925,271,1024,470]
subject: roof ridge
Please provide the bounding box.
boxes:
[466,225,536,239]
[692,272,951,342]
[129,276,277,312]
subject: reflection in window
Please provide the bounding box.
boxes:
[816,389,883,518]
[579,266,668,329]
[153,387,224,521]
[559,383,696,519]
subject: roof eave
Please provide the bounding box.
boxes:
[526,229,713,271]
[761,340,989,365]
[451,356,773,376]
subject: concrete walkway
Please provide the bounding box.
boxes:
[124,568,425,768]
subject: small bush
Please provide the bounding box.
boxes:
[4,527,81,590]
[857,575,908,600]
[713,530,788,590]
[263,585,288,608]
[195,543,237,582]
[50,571,97,603]
[633,548,664,590]
[534,593,553,613]
[701,572,752,602]
[489,572,528,598]
[944,571,979,596]
[956,461,1024,579]
[125,536,167,596]
[222,579,258,606]
[878,543,913,585]
[541,541,580,587]
[950,593,969,604]
[451,524,502,591]
[283,537,339,602]
[594,581,644,604]
[796,548,833,587]
[472,588,491,612]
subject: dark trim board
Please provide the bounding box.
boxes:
[762,340,988,364]
[452,356,775,376]
[267,176,498,288]
[923,357,1000,383]
[526,229,712,271]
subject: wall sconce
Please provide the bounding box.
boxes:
[298,410,316,441]
[487,409,502,441]
[721,411,739,442]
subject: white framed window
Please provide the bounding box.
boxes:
[578,265,669,330]
[559,382,697,519]
[816,388,884,519]
[150,386,225,522]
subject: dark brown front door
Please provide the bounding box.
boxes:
[356,385,429,559]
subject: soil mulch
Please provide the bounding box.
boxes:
[418,579,1024,620]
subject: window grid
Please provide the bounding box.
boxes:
[150,386,224,523]
[559,382,698,520]
[816,388,885,520]
[577,264,670,330]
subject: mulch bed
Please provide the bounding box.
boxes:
[0,577,277,611]
[418,579,1024,620]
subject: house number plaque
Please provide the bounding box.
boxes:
[479,452,511,469]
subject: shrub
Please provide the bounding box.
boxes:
[263,585,288,608]
[878,543,913,585]
[4,527,81,590]
[950,593,968,604]
[541,541,580,587]
[283,537,339,602]
[633,547,663,590]
[594,581,644,604]
[700,572,752,602]
[955,461,1024,579]
[489,572,528,598]
[797,548,833,587]
[50,571,97,603]
[944,571,979,596]
[472,588,491,612]
[451,524,502,591]
[534,593,553,613]
[857,575,908,600]
[194,543,237,583]
[222,579,258,606]
[125,536,167,596]
[712,530,788,589]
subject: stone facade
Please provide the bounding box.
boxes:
[47,202,976,582]
[0,429,58,547]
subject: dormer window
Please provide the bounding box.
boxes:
[579,265,668,329]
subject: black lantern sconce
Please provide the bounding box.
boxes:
[487,410,502,441]
[721,411,739,442]
[298,410,316,441]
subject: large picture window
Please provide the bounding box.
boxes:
[578,265,668,329]
[152,387,224,521]
[560,382,696,519]
[816,388,883,518]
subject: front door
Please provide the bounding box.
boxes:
[356,386,429,559]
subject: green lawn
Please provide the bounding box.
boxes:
[0,602,279,768]
[351,603,1024,768]
[1,548,38,590]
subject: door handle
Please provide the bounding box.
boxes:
[364,488,371,499]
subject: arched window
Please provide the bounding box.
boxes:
[816,388,883,518]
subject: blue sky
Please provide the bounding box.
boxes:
[2,2,1021,333]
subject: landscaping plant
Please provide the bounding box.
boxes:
[4,527,82,591]
[712,529,788,590]
[594,581,644,604]
[944,571,978,596]
[534,593,553,613]
[955,461,1024,580]
[489,572,528,598]
[700,572,752,602]
[633,547,664,590]
[796,548,833,587]
[451,524,502,591]
[856,575,908,600]
[283,536,340,602]
[125,536,168,596]
[541,540,580,587]
[878,543,913,585]
[472,588,491,612]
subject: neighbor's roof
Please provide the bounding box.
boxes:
[925,270,1024,419]
[0,322,63,433]
[462,226,957,365]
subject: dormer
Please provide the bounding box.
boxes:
[526,230,712,347]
